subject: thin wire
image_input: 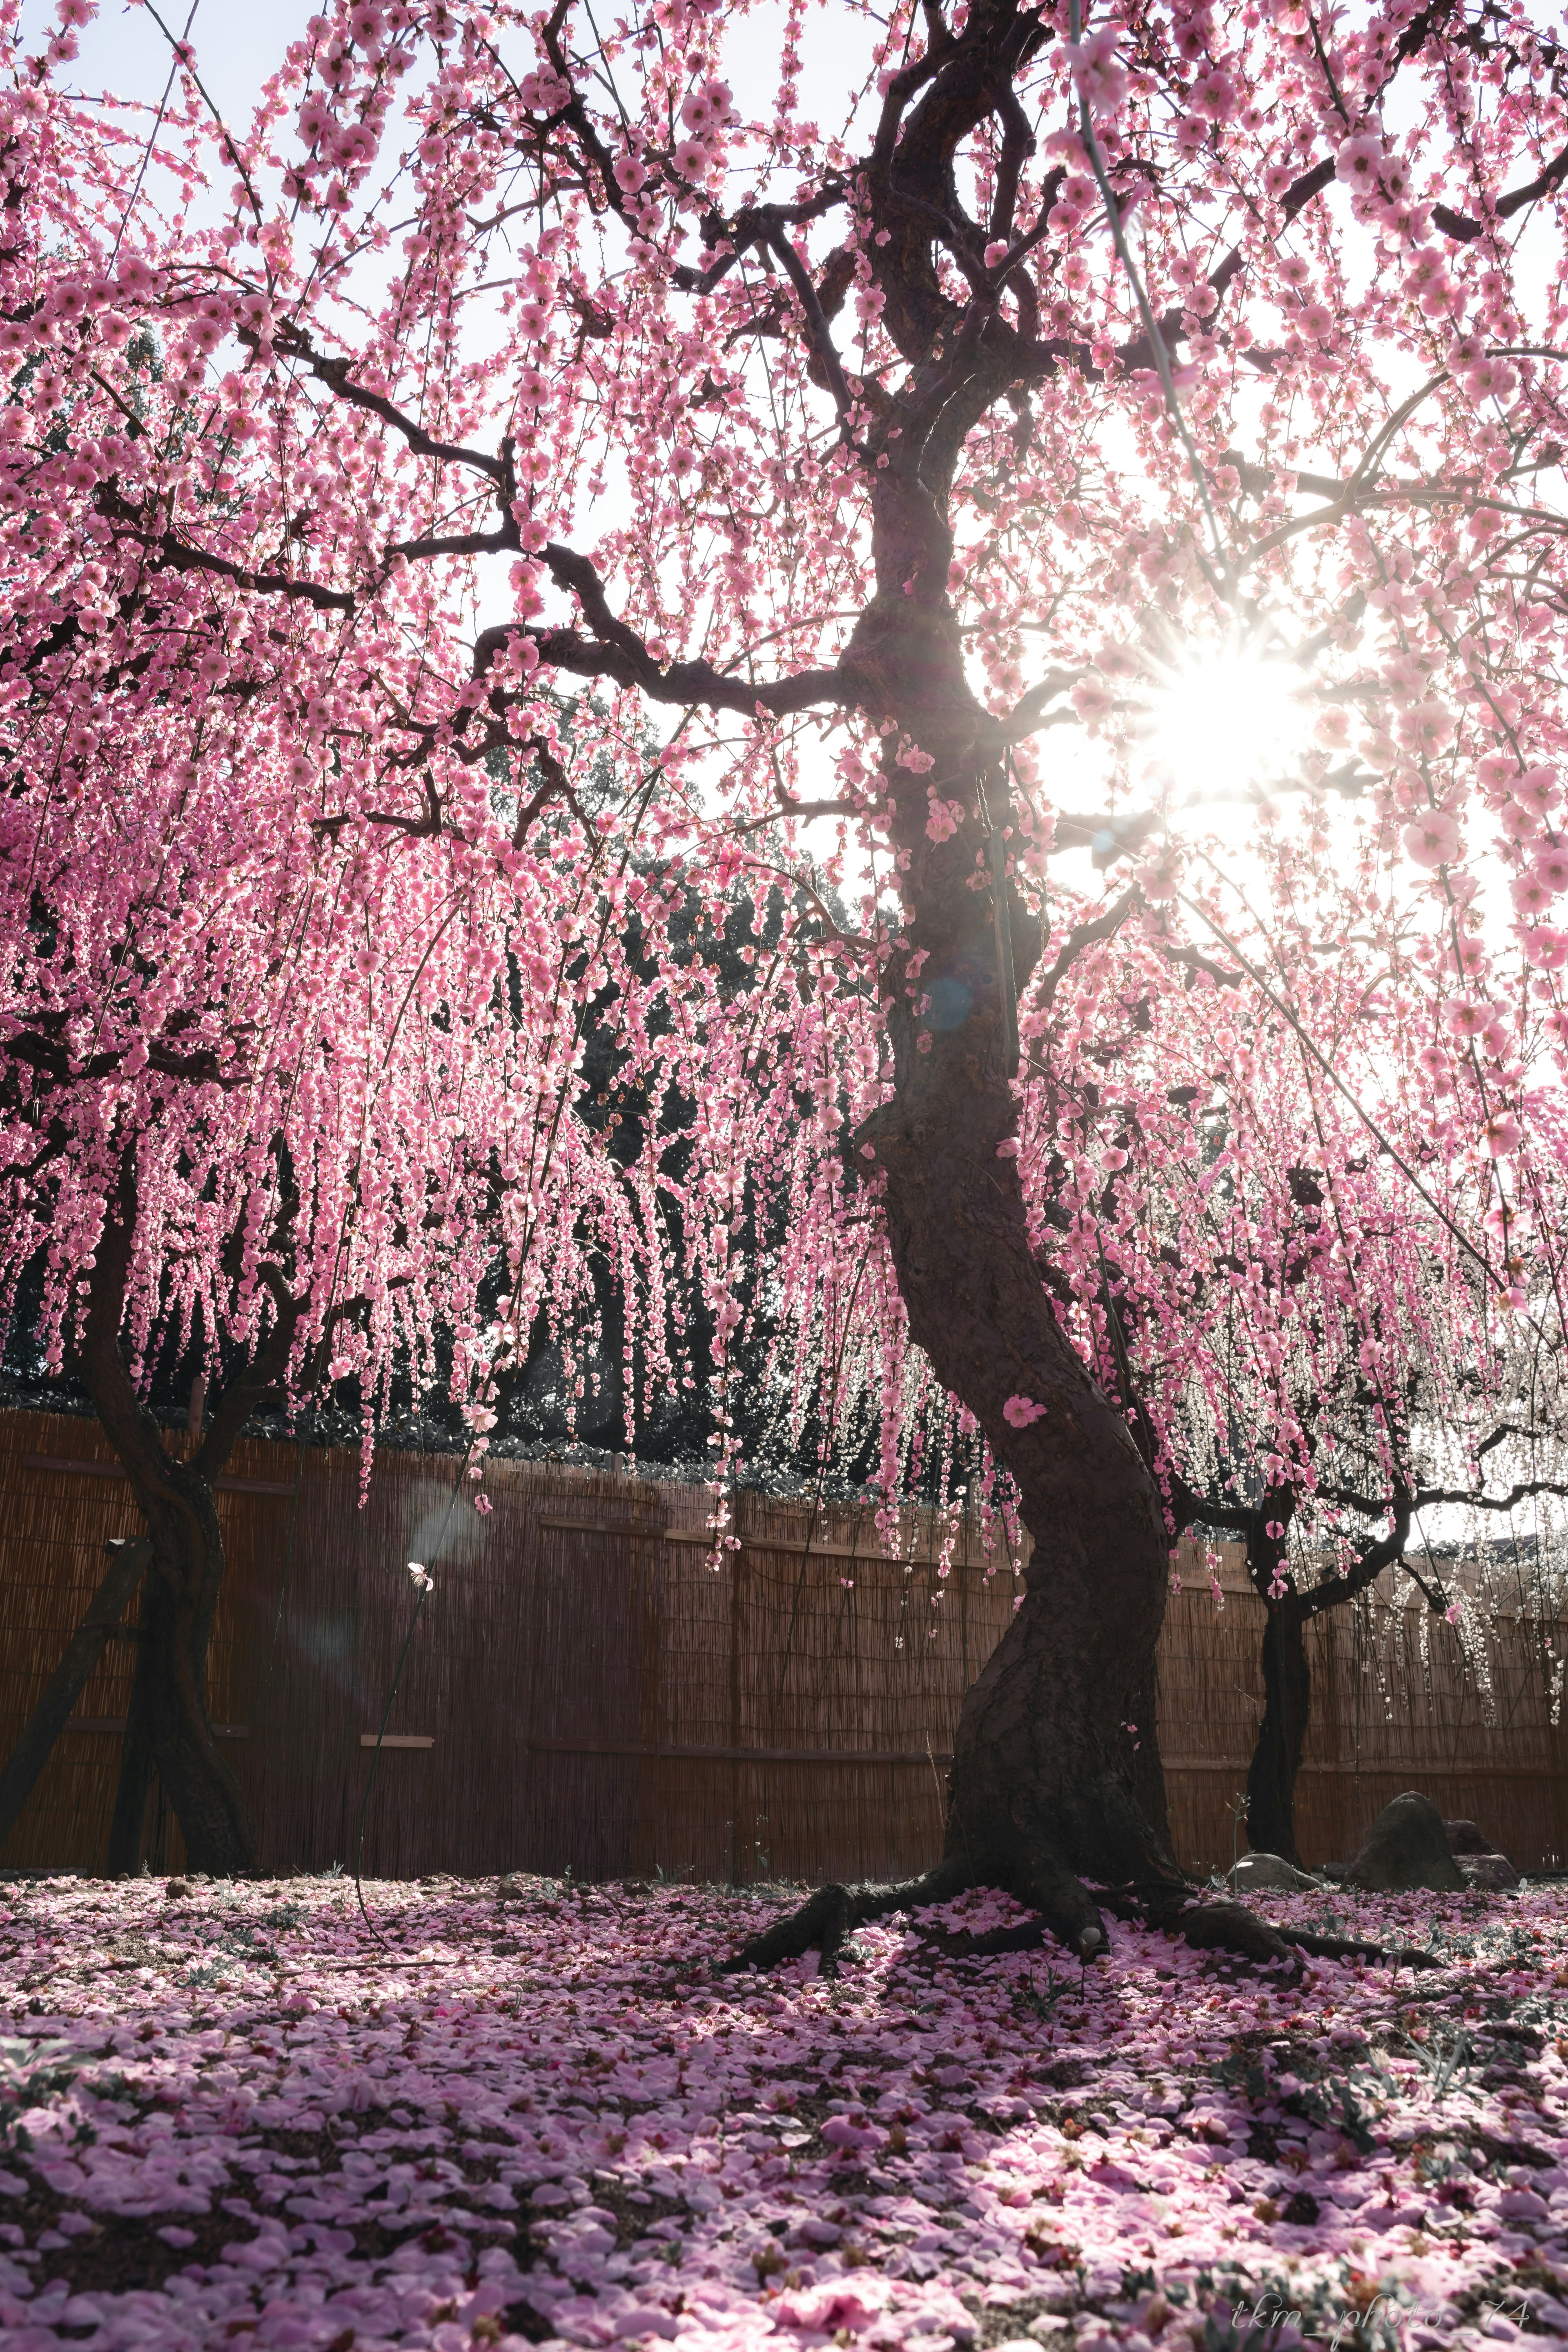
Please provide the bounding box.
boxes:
[109,0,200,269]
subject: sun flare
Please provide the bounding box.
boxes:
[1141,644,1312,804]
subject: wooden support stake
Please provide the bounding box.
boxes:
[0,1537,153,1856]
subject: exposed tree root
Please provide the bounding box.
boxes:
[918,1920,1045,1962]
[717,1858,977,1977]
[720,1854,1435,1980]
[1275,1926,1439,1970]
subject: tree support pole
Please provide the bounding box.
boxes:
[0,1537,152,1858]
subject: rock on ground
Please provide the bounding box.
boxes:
[1460,1852,1522,1891]
[1345,1790,1466,1892]
[1227,1852,1323,1892]
[1444,1818,1492,1856]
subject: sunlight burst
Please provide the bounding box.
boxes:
[1141,644,1312,804]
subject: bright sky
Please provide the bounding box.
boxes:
[36,0,311,134]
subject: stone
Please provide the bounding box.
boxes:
[1459,1852,1521,1891]
[1444,1817,1491,1855]
[1345,1792,1465,1892]
[1228,1851,1323,1892]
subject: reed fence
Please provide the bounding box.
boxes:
[1,1408,1565,1880]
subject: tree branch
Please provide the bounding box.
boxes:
[97,483,354,612]
[1035,887,1138,1011]
[1432,138,1568,242]
[471,541,866,719]
[1298,1501,1412,1620]
[267,328,508,484]
[2,1027,250,1091]
[762,225,857,419]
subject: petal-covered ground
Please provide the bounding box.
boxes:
[1,1872,1566,2350]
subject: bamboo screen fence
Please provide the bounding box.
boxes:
[2,1407,1566,1881]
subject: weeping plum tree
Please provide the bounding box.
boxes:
[1007,933,1568,1867]
[2,0,1568,1949]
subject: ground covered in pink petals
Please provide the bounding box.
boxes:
[1,1874,1567,2350]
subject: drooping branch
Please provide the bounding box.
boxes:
[1432,137,1568,242]
[96,482,354,613]
[1298,1503,1414,1620]
[1033,887,1138,1013]
[760,225,858,421]
[267,328,512,488]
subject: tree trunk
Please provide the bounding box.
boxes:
[845,454,1180,1956]
[95,1453,256,1875]
[727,11,1297,1976]
[75,1154,271,1877]
[105,1650,158,1876]
[0,1537,151,1859]
[1245,1597,1312,1866]
[862,975,1177,1951]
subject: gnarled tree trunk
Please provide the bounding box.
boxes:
[860,864,1178,1952]
[79,1192,256,1873]
[1236,1507,1411,1870]
[68,1154,300,1875]
[95,1453,254,1876]
[766,270,1182,1953]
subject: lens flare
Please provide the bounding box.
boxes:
[1141,644,1310,802]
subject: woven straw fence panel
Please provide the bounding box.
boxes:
[1158,1550,1568,1871]
[2,1410,1566,1878]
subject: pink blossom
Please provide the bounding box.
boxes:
[1403,811,1460,867]
[1335,134,1385,191]
[1064,27,1127,117]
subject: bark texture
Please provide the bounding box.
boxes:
[69,1154,305,1874]
[1245,1598,1311,1866]
[863,1005,1178,1951]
